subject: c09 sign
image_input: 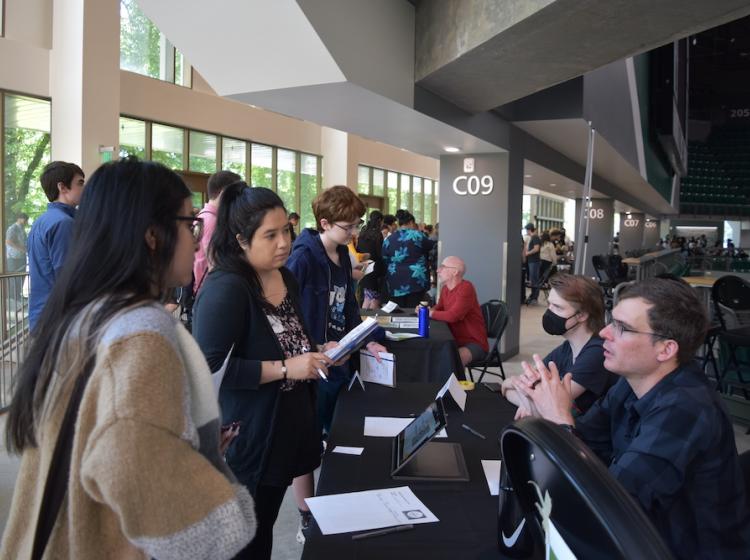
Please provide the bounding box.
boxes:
[452,175,494,196]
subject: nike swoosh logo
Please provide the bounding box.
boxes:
[502,518,526,547]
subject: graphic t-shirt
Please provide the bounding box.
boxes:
[327,258,347,341]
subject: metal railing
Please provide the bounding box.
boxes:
[0,272,30,412]
[621,249,683,281]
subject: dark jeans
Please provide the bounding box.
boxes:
[6,257,25,298]
[527,260,540,301]
[234,484,287,560]
[391,291,427,310]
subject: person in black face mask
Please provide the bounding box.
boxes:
[502,273,617,417]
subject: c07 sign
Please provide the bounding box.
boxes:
[452,175,494,196]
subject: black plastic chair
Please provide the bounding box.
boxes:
[539,264,558,302]
[466,299,508,383]
[711,275,750,398]
[499,418,673,559]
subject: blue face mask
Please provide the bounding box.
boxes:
[542,309,578,336]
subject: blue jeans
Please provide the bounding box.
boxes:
[527,260,540,301]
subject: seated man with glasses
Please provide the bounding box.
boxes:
[425,256,488,366]
[511,277,750,559]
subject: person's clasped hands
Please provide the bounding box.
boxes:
[510,354,576,425]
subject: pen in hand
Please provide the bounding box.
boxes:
[461,423,486,440]
[352,524,414,541]
[302,345,329,382]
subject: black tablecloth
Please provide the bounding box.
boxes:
[363,310,464,383]
[302,383,517,560]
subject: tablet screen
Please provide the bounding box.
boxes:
[401,400,445,462]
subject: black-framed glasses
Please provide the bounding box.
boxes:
[175,216,204,242]
[607,318,670,340]
[333,220,363,234]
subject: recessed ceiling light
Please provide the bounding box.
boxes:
[549,183,557,187]
[524,174,532,178]
[443,146,460,153]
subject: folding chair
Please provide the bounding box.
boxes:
[467,300,509,383]
[711,275,750,398]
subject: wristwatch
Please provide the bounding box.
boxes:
[280,359,288,382]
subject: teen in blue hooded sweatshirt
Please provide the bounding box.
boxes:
[286,185,386,542]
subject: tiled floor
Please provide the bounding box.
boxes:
[0,301,748,559]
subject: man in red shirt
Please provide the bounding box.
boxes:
[429,256,489,365]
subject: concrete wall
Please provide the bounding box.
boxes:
[0,0,51,97]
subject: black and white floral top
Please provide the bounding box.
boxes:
[265,294,314,391]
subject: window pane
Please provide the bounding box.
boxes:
[276,149,297,213]
[4,95,51,276]
[399,174,411,212]
[191,192,203,208]
[251,144,273,188]
[412,177,423,224]
[119,0,162,79]
[118,117,146,159]
[387,171,398,215]
[357,165,370,195]
[424,179,433,225]
[174,49,191,87]
[188,131,217,173]
[373,169,384,197]
[434,181,439,220]
[151,123,184,170]
[222,137,246,179]
[300,154,318,229]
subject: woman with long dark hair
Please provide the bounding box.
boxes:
[2,159,256,559]
[192,183,332,560]
[356,210,386,309]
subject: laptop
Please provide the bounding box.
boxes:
[390,399,470,481]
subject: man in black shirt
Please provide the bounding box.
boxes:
[512,277,750,559]
[524,223,541,304]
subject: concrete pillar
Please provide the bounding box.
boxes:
[320,127,349,189]
[439,150,523,357]
[643,219,660,249]
[574,198,614,277]
[50,0,120,176]
[618,212,645,254]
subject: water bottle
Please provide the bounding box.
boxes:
[418,301,430,338]
[497,460,534,558]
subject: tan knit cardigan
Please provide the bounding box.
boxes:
[0,304,255,559]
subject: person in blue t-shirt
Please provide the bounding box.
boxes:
[502,273,617,417]
[27,161,85,330]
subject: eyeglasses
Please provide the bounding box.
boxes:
[607,318,670,340]
[333,220,363,234]
[175,216,204,242]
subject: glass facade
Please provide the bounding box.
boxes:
[118,117,321,219]
[360,165,437,224]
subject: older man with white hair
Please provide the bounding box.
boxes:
[428,256,488,366]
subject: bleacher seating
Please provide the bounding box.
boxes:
[681,127,750,216]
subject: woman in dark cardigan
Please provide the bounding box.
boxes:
[192,183,333,560]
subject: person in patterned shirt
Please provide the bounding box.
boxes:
[382,209,436,308]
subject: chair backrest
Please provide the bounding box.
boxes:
[500,418,673,559]
[481,299,509,340]
[591,255,610,283]
[712,275,750,329]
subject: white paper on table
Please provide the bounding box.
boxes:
[436,373,467,411]
[360,351,395,387]
[385,331,421,341]
[364,416,447,438]
[481,460,502,496]
[332,446,364,455]
[211,344,234,397]
[305,486,439,535]
[381,301,399,313]
[391,316,419,324]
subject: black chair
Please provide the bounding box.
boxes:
[466,299,508,383]
[711,275,750,398]
[538,264,558,301]
[499,418,673,559]
[592,255,627,313]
